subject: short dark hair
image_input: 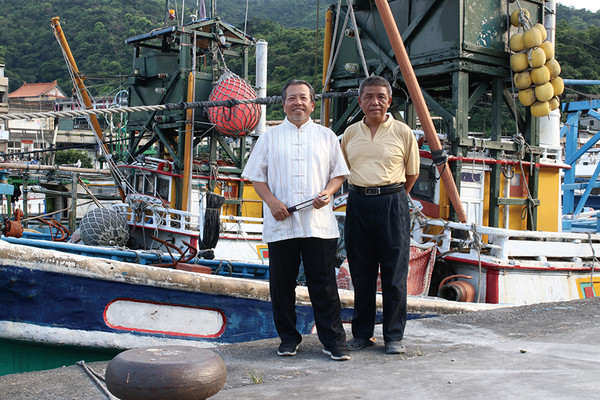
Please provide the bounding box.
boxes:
[281,80,316,102]
[358,76,392,97]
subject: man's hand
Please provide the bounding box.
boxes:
[267,199,290,221]
[313,193,330,210]
[253,181,290,221]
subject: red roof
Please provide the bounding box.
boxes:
[8,81,67,99]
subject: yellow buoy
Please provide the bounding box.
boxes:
[518,88,536,107]
[531,65,551,85]
[539,41,554,61]
[535,82,554,102]
[531,101,551,117]
[549,96,560,111]
[510,34,526,53]
[511,9,530,27]
[532,23,548,41]
[550,77,565,96]
[528,47,546,68]
[545,58,561,78]
[523,28,543,49]
[511,53,529,72]
[514,71,533,90]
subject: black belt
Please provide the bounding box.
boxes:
[349,183,404,196]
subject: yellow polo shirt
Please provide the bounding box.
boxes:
[341,116,420,187]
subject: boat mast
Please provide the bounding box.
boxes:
[51,17,127,202]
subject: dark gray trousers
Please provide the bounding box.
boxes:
[268,237,346,349]
[345,189,410,342]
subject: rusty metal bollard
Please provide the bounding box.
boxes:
[105,346,227,400]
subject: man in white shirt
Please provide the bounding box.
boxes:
[242,80,350,361]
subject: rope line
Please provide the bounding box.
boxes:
[76,360,118,400]
[0,91,358,122]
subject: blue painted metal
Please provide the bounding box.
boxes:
[562,99,600,112]
[0,171,14,196]
[564,131,600,165]
[0,261,395,348]
[562,111,580,215]
[563,79,600,86]
[2,235,270,280]
[562,97,600,231]
[0,264,288,344]
[574,162,600,216]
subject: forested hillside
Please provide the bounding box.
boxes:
[0,1,598,106]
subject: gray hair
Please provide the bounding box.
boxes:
[281,80,316,102]
[358,76,392,97]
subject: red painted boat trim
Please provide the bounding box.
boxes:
[444,255,593,272]
[485,268,500,304]
[419,150,570,170]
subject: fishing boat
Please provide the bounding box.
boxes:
[320,0,599,304]
[2,0,598,376]
[0,0,445,377]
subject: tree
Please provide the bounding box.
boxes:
[55,149,93,168]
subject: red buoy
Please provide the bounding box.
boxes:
[208,70,261,136]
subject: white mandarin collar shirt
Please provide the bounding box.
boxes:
[242,117,349,243]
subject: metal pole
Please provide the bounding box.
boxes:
[51,17,126,203]
[373,0,466,222]
[255,40,268,135]
[321,8,333,128]
[70,173,78,233]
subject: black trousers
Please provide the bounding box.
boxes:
[345,189,410,342]
[268,237,346,349]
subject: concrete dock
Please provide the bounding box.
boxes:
[1,297,599,399]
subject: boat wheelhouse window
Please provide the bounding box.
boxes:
[461,172,482,183]
[411,163,436,203]
[135,175,144,193]
[143,177,155,196]
[157,176,170,200]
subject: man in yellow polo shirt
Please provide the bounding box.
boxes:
[341,75,419,355]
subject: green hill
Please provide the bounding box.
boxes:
[1,1,599,100]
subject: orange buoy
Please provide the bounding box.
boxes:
[531,65,551,85]
[545,58,561,79]
[518,88,536,107]
[208,70,261,136]
[539,41,554,61]
[531,100,551,117]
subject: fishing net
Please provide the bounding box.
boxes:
[207,70,261,136]
[199,191,225,259]
[80,208,129,247]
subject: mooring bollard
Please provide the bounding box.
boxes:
[105,346,227,400]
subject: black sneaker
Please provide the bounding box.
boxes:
[385,340,406,354]
[322,347,350,361]
[277,341,298,356]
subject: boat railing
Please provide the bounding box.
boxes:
[220,214,263,238]
[414,218,600,262]
[113,203,202,234]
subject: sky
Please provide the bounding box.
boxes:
[557,0,600,12]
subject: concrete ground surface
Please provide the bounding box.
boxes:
[1,297,598,400]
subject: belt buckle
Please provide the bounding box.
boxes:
[365,187,380,195]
